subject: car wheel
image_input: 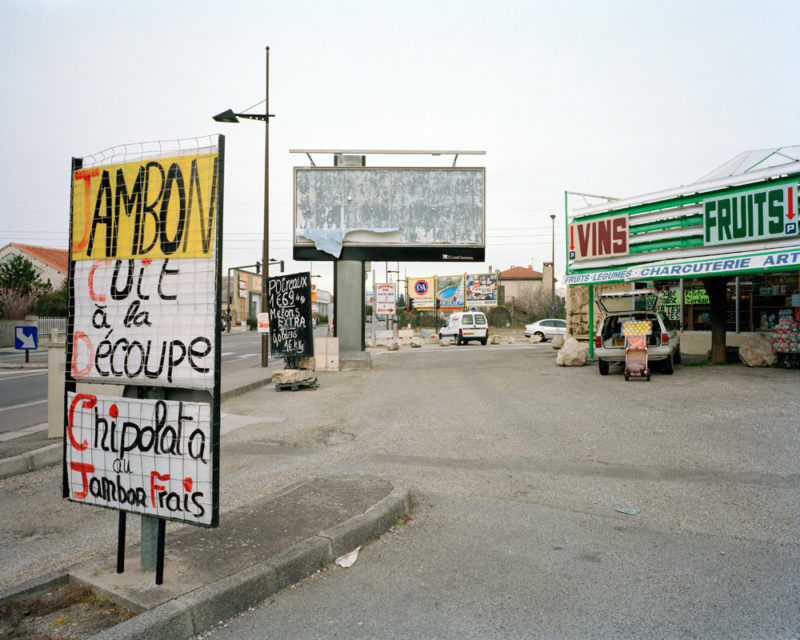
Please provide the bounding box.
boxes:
[673,347,681,364]
[456,335,463,345]
[535,331,545,342]
[480,338,487,345]
[663,353,674,375]
[598,359,609,375]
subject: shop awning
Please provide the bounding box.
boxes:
[564,246,800,285]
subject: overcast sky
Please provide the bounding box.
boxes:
[1,0,798,294]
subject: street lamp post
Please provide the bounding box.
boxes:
[213,46,275,367]
[550,213,556,310]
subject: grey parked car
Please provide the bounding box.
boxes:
[524,318,567,341]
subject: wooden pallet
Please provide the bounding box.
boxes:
[275,377,318,392]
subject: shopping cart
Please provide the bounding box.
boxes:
[622,320,652,381]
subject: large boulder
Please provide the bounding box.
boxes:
[528,334,542,344]
[556,337,588,366]
[551,335,565,350]
[739,333,777,367]
[272,369,315,385]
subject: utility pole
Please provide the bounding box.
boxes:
[550,213,556,310]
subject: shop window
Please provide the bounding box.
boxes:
[640,273,799,332]
[682,280,737,332]
[752,274,799,330]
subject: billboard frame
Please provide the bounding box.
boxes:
[293,164,486,262]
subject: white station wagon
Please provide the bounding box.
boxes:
[594,289,681,375]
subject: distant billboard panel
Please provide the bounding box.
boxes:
[436,275,465,311]
[294,167,485,261]
[465,273,497,307]
[408,277,435,310]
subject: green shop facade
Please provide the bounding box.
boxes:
[564,147,800,361]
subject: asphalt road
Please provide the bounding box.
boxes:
[0,370,48,433]
[198,346,799,640]
[2,344,798,639]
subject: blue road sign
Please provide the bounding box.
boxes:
[15,326,38,350]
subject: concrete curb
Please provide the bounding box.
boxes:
[87,486,412,640]
[0,362,48,369]
[0,443,60,479]
[219,377,273,402]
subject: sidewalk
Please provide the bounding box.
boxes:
[0,353,412,640]
[80,475,411,640]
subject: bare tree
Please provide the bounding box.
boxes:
[514,285,551,320]
[0,287,41,320]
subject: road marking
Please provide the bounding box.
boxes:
[2,398,48,411]
[0,370,48,380]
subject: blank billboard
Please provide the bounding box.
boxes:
[294,167,485,261]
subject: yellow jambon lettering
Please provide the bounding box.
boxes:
[71,153,219,261]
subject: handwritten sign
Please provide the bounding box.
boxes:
[65,139,222,529]
[67,147,219,392]
[71,153,219,261]
[268,272,313,359]
[64,392,214,525]
[69,258,215,389]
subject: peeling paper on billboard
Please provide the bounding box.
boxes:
[296,228,399,258]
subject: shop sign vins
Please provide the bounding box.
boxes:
[569,213,628,261]
[704,183,799,247]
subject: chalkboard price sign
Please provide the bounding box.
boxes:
[268,272,314,359]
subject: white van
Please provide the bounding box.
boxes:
[439,311,489,345]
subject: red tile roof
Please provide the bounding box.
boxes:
[10,243,69,274]
[500,266,542,279]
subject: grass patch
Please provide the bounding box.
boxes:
[0,583,135,639]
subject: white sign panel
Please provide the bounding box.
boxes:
[64,392,213,525]
[569,213,629,261]
[376,283,396,315]
[70,258,215,389]
[703,183,799,247]
[564,247,800,284]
